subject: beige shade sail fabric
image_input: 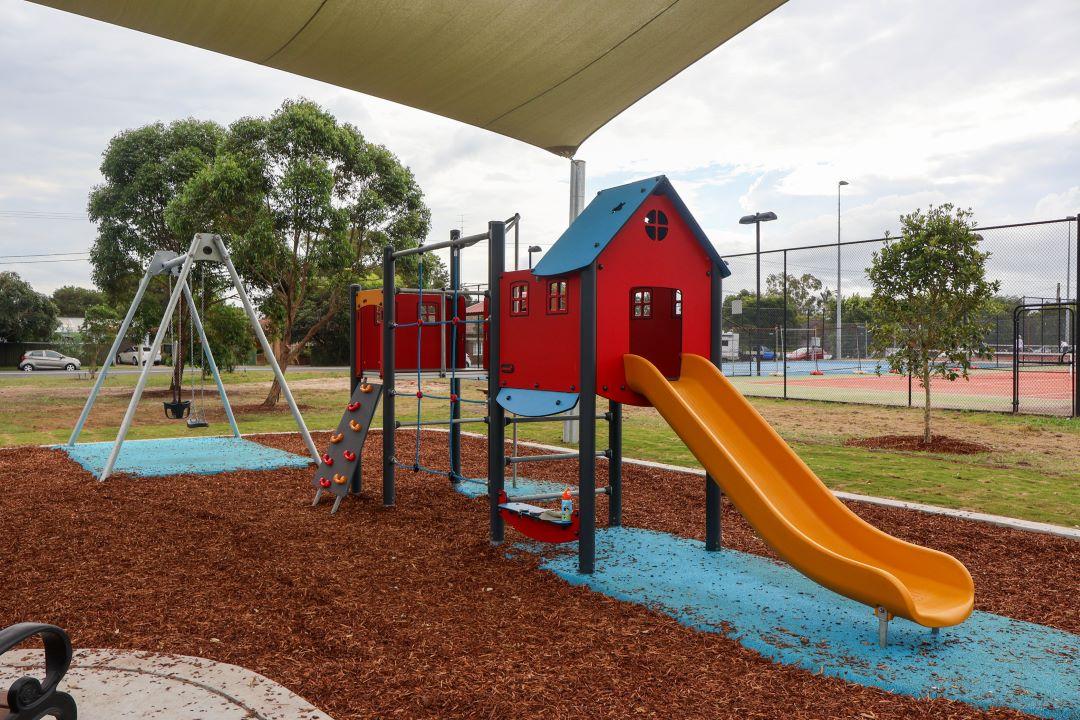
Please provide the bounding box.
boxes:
[30,0,786,156]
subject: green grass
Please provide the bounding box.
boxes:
[3,371,1076,527]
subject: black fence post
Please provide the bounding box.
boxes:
[578,260,598,574]
[488,221,506,544]
[782,251,788,399]
[1074,212,1079,417]
[381,245,396,507]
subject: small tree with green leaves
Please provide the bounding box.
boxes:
[867,205,1000,443]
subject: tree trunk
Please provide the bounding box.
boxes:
[261,342,290,408]
[922,370,932,444]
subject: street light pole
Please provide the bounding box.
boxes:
[739,211,778,376]
[837,180,849,362]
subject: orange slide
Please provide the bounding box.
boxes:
[624,353,974,628]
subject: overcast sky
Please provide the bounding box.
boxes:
[1,0,1078,298]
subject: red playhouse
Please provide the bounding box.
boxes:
[500,175,727,412]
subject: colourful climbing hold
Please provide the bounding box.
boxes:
[322,453,334,466]
[330,432,344,444]
[318,477,331,488]
[347,401,361,412]
[349,419,362,431]
[360,383,373,394]
[343,450,356,462]
[333,473,347,485]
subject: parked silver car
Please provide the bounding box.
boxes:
[18,349,82,372]
[115,345,162,366]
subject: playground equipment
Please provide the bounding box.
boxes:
[625,353,974,640]
[340,175,974,644]
[68,233,321,480]
[311,380,382,513]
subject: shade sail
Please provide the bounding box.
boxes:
[31,0,785,156]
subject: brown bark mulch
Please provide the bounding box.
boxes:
[2,431,1075,720]
[845,434,993,454]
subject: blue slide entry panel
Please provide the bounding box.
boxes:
[496,388,579,417]
[60,437,312,477]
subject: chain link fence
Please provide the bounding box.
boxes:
[719,217,1079,417]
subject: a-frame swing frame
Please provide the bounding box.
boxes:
[68,233,321,480]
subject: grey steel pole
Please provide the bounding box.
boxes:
[182,283,240,438]
[607,399,622,527]
[100,240,199,480]
[382,244,396,506]
[488,221,506,544]
[578,260,598,574]
[68,256,160,446]
[563,158,586,444]
[706,261,723,550]
[349,284,359,396]
[449,232,463,481]
[216,234,320,463]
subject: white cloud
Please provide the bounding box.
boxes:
[0,0,1077,295]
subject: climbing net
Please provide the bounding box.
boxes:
[393,247,488,483]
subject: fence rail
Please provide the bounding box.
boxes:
[719,216,1079,417]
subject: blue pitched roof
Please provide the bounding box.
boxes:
[532,175,730,278]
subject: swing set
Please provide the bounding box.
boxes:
[68,233,320,480]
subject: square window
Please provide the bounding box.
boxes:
[547,280,568,314]
[510,282,529,316]
[632,288,652,319]
[420,303,437,324]
[673,289,682,317]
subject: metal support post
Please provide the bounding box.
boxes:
[382,245,396,506]
[705,261,723,550]
[99,238,200,480]
[563,158,586,444]
[578,260,597,574]
[182,283,240,438]
[68,253,163,446]
[488,220,506,544]
[216,235,319,463]
[608,399,622,527]
[449,234,463,479]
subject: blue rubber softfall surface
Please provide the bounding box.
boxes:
[60,437,312,477]
[525,527,1078,719]
[454,475,568,500]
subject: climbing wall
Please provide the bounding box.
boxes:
[311,381,382,513]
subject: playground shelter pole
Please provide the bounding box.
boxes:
[449,230,463,480]
[488,220,506,544]
[563,159,586,443]
[382,245,396,506]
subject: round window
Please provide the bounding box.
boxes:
[644,210,668,240]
